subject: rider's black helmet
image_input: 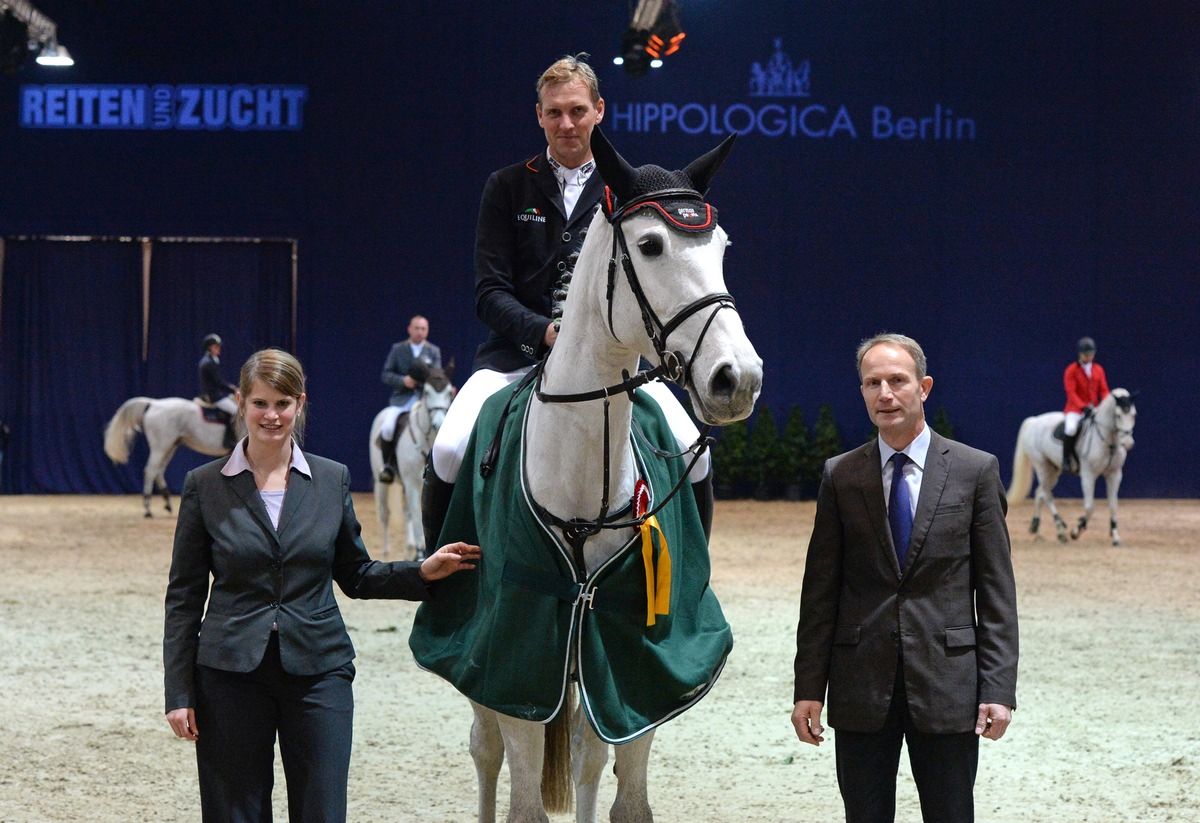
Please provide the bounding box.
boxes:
[202,333,222,350]
[1077,336,1096,354]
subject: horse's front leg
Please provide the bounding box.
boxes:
[403,473,426,560]
[1071,471,1098,540]
[571,700,608,823]
[495,714,550,823]
[1107,468,1124,546]
[469,702,504,823]
[374,478,391,558]
[1034,468,1068,542]
[610,730,655,823]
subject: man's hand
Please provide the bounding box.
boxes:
[975,703,1012,740]
[543,322,559,349]
[166,707,198,741]
[402,375,417,389]
[791,700,825,746]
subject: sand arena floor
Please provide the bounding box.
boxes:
[1,495,1198,822]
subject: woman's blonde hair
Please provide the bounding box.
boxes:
[238,348,308,442]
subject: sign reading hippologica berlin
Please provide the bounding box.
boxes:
[19,84,308,130]
[609,39,977,141]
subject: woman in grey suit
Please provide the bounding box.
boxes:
[164,348,479,823]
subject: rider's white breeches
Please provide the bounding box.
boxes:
[1064,411,1083,436]
[431,367,710,484]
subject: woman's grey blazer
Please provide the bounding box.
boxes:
[164,451,428,712]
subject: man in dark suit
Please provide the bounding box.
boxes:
[791,332,1019,822]
[378,315,442,482]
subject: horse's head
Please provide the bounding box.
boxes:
[586,127,762,425]
[1107,388,1137,451]
[421,366,456,432]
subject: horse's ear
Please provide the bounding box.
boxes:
[683,133,737,196]
[590,126,638,204]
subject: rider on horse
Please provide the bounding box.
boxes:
[378,315,442,483]
[198,334,239,450]
[1062,336,1110,473]
[422,55,714,553]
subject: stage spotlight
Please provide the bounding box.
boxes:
[35,37,71,65]
[618,0,686,78]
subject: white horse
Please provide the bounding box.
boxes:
[103,397,232,517]
[367,367,455,559]
[426,131,761,823]
[1007,388,1137,545]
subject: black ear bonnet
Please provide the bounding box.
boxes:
[591,127,736,233]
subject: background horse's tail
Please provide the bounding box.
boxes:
[103,398,154,465]
[541,685,575,814]
[1006,416,1035,505]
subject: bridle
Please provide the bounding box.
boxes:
[1079,396,1135,474]
[482,187,739,553]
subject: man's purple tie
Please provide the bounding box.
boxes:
[888,452,913,569]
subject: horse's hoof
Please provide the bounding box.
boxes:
[1057,533,1068,543]
[144,512,152,519]
[1112,538,1122,547]
[1070,531,1079,541]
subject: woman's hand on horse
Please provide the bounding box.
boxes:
[420,542,482,581]
[166,707,198,741]
[543,322,558,348]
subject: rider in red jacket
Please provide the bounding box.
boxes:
[1062,336,1110,472]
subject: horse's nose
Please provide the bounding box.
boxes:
[708,359,763,405]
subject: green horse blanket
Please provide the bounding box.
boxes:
[409,380,732,743]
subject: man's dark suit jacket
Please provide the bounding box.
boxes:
[793,430,1019,735]
[472,151,605,373]
[164,452,429,713]
[381,340,442,407]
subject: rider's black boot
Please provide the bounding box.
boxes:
[421,462,455,555]
[378,433,398,484]
[692,471,715,544]
[1063,433,1078,474]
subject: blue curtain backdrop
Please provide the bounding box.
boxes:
[0,238,294,493]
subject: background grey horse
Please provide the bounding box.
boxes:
[1008,388,1137,545]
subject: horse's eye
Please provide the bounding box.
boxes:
[637,236,663,257]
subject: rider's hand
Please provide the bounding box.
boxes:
[543,322,559,348]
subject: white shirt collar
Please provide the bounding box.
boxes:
[546,149,595,186]
[221,437,312,478]
[878,423,932,472]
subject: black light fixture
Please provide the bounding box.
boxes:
[0,8,28,74]
[614,0,686,78]
[0,0,73,73]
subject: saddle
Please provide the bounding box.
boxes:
[194,398,232,425]
[1052,415,1089,442]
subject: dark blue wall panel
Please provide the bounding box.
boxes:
[1,1,1195,495]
